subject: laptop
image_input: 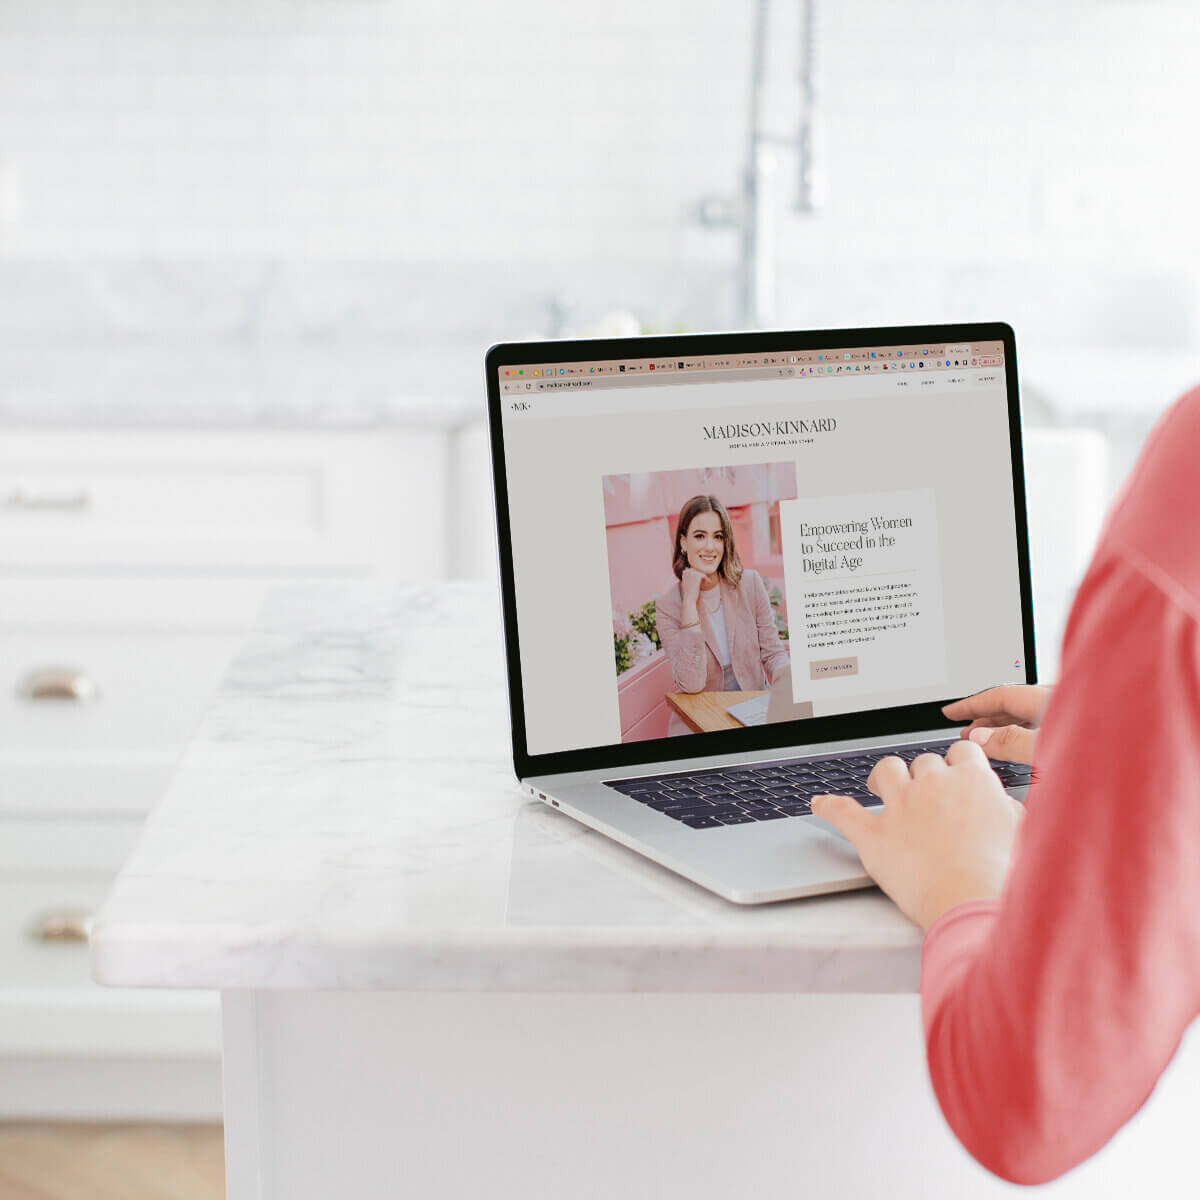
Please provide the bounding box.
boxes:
[484,322,1036,904]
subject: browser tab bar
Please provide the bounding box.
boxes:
[499,340,1004,387]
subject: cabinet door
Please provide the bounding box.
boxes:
[0,429,448,573]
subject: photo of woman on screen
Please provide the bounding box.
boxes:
[655,494,791,735]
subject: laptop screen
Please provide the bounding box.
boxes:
[494,330,1030,760]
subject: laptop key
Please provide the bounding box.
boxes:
[778,787,821,802]
[715,813,756,825]
[731,788,775,803]
[681,815,723,829]
[609,781,656,795]
[749,808,787,821]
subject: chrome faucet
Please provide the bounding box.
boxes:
[699,0,822,330]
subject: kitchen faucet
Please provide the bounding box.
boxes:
[699,0,822,330]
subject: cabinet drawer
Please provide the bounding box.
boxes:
[0,460,315,539]
[0,819,141,1018]
[0,572,360,632]
[0,630,240,760]
[0,857,220,1062]
[0,816,143,873]
[0,429,448,571]
[0,761,176,818]
[1,872,122,992]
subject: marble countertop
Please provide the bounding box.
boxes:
[91,582,924,994]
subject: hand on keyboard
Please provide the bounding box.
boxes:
[811,738,1024,932]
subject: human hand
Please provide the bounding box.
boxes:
[680,567,705,606]
[941,684,1052,766]
[811,741,1024,932]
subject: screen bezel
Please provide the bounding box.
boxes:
[484,321,1035,780]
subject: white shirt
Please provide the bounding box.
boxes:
[707,601,732,667]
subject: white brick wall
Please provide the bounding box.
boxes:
[0,0,1197,345]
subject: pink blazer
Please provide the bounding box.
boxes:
[655,568,791,735]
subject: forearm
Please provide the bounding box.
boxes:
[666,627,707,691]
[658,601,707,692]
[921,551,1200,1185]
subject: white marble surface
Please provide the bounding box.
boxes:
[91,582,923,994]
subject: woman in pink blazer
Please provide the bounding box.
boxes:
[655,494,791,735]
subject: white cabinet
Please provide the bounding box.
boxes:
[0,425,474,1118]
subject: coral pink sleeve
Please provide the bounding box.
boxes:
[919,390,1200,1185]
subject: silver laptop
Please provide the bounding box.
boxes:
[484,322,1036,904]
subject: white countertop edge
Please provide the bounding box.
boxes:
[90,924,923,994]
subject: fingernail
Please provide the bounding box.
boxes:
[968,727,994,746]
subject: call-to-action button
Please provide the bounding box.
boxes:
[809,656,859,680]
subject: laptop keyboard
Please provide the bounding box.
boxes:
[603,741,1035,829]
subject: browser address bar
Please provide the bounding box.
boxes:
[501,367,796,394]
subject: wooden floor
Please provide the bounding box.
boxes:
[0,1124,224,1200]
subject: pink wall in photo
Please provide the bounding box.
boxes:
[604,462,798,742]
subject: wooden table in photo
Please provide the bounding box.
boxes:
[665,689,768,732]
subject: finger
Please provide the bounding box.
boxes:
[867,755,909,800]
[944,738,989,767]
[810,792,877,847]
[941,686,1029,722]
[910,751,947,779]
[961,716,1025,734]
[954,717,1027,744]
[967,723,1036,766]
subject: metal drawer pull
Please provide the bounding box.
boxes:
[19,668,99,703]
[28,909,93,944]
[2,488,91,512]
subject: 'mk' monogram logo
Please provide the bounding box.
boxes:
[510,401,531,412]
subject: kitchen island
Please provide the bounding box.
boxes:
[92,583,1200,1198]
